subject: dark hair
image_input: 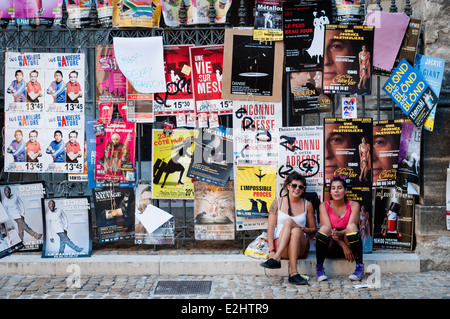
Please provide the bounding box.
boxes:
[280,171,307,216]
[330,175,347,189]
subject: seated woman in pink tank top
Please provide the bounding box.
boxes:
[315,175,364,282]
[260,171,316,285]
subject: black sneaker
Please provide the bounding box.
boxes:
[288,274,308,285]
[260,258,281,269]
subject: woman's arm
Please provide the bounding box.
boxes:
[303,200,317,235]
[266,199,278,257]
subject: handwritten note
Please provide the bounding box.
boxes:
[113,37,166,93]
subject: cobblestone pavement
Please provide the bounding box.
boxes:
[0,271,448,300]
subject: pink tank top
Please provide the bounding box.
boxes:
[325,200,351,229]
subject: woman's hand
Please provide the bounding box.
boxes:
[268,250,276,259]
[342,245,354,263]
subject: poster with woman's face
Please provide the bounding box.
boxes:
[323,117,373,188]
[323,25,374,95]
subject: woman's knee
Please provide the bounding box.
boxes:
[346,223,358,234]
[318,225,331,236]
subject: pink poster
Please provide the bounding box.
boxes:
[95,120,136,182]
[96,45,127,105]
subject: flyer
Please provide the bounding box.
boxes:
[222,28,284,102]
[187,126,233,187]
[4,52,85,174]
[96,0,113,27]
[152,129,197,199]
[414,54,445,132]
[92,186,135,243]
[283,0,332,72]
[373,188,415,250]
[341,97,357,118]
[96,44,127,105]
[112,0,161,28]
[13,0,63,27]
[196,0,231,24]
[232,100,282,166]
[66,0,92,28]
[277,126,324,202]
[396,120,421,195]
[372,119,410,188]
[334,0,362,25]
[253,0,284,42]
[41,197,92,258]
[95,120,136,182]
[323,118,373,188]
[364,11,410,74]
[0,201,23,259]
[154,45,195,116]
[290,70,332,114]
[394,19,422,70]
[126,79,154,123]
[0,1,13,28]
[323,25,374,95]
[161,0,198,27]
[194,180,235,240]
[235,166,277,219]
[189,45,233,114]
[135,183,175,245]
[0,182,45,251]
[383,59,435,127]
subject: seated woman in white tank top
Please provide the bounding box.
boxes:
[260,172,317,285]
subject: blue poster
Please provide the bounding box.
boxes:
[414,54,445,132]
[383,59,436,127]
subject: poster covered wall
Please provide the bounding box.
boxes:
[4,52,85,174]
[41,197,92,258]
[0,183,45,251]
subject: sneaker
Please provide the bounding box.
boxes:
[260,258,281,269]
[288,274,308,285]
[315,264,328,282]
[349,263,365,281]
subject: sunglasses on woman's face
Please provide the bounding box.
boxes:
[290,183,305,190]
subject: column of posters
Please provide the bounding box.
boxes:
[4,52,85,174]
[194,181,235,240]
[323,25,374,95]
[93,187,135,243]
[41,197,92,258]
[151,129,197,199]
[0,183,45,251]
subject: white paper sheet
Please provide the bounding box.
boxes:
[136,203,173,234]
[113,37,166,93]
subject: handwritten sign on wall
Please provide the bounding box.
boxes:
[113,37,166,93]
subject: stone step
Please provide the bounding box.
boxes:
[0,252,421,276]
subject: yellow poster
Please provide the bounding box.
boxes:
[235,166,277,219]
[152,129,197,199]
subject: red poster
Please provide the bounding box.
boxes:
[95,120,136,182]
[153,45,195,116]
[189,45,232,115]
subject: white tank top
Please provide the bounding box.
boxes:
[274,198,307,240]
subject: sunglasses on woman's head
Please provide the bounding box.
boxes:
[290,183,305,190]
